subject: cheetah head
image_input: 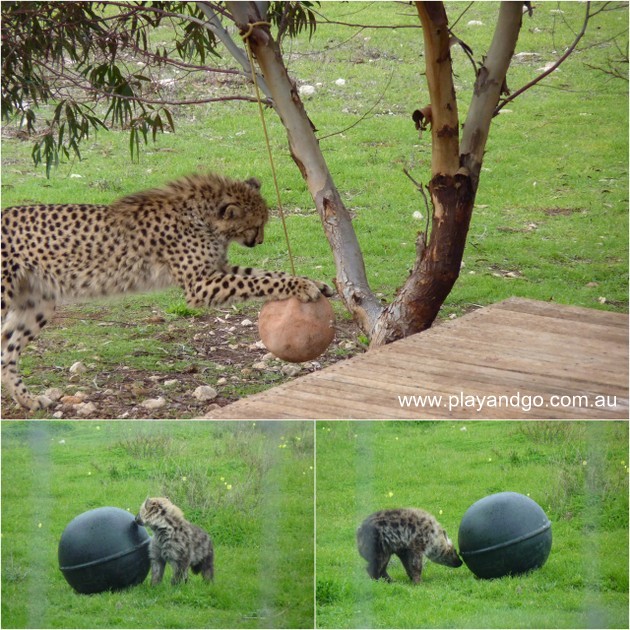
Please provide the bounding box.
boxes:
[214,177,269,248]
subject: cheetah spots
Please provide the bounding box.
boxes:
[1,173,332,410]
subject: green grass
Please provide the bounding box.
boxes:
[0,2,627,413]
[315,421,629,629]
[1,421,315,628]
[1,3,626,309]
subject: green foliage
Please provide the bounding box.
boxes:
[0,1,324,175]
[316,421,629,629]
[1,421,315,629]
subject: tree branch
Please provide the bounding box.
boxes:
[415,1,460,176]
[461,1,523,189]
[196,1,272,99]
[226,1,383,334]
[494,1,590,115]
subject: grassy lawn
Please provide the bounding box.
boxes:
[0,1,627,417]
[315,421,629,629]
[1,421,315,628]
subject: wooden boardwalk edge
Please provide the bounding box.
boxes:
[206,298,629,420]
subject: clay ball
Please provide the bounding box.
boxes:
[258,296,335,363]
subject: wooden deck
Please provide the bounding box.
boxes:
[207,298,629,419]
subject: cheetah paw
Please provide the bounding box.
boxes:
[314,280,335,298]
[19,394,54,412]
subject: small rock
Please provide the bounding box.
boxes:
[335,78,346,86]
[513,52,540,62]
[192,385,218,402]
[140,397,166,410]
[69,361,87,375]
[53,411,64,419]
[412,211,423,221]
[217,377,227,386]
[281,364,302,377]
[146,315,165,324]
[298,84,316,98]
[598,297,607,304]
[73,391,88,401]
[61,395,84,405]
[76,402,97,417]
[586,282,599,288]
[240,319,254,327]
[262,352,276,362]
[163,379,179,388]
[45,388,63,402]
[252,362,268,371]
[467,20,484,26]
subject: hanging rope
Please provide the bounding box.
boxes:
[241,21,296,276]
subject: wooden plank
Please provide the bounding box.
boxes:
[206,298,628,420]
[495,297,628,328]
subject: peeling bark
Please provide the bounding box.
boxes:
[369,1,523,346]
[370,172,475,346]
[223,1,523,347]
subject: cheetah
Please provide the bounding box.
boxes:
[357,508,462,583]
[136,497,214,585]
[1,173,333,411]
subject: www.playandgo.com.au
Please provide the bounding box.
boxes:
[397,391,619,413]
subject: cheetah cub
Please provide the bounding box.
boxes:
[1,173,334,410]
[357,508,462,583]
[136,497,214,585]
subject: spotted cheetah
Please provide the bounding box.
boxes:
[1,173,333,411]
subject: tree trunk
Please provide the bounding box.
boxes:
[224,1,523,346]
[369,1,523,346]
[226,1,383,336]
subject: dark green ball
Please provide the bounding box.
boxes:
[458,492,552,579]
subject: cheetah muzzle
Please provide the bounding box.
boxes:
[1,172,334,411]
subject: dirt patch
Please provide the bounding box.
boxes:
[1,302,365,419]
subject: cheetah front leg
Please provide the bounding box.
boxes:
[224,265,334,299]
[183,270,333,308]
[1,294,56,411]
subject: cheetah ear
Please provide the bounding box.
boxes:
[218,202,245,221]
[245,177,261,191]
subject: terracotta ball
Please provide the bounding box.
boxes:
[258,296,335,363]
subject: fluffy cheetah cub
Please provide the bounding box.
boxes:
[357,508,462,583]
[1,173,334,410]
[136,497,214,585]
